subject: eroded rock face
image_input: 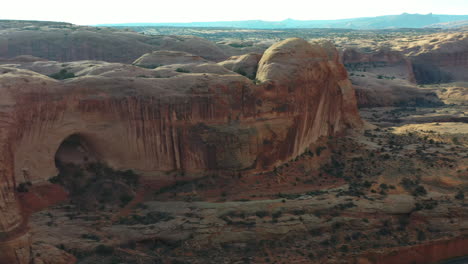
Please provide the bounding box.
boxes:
[341,48,446,107]
[341,48,416,83]
[219,53,262,79]
[400,33,468,84]
[342,32,468,85]
[0,38,362,263]
[256,39,362,153]
[0,233,31,264]
[133,50,208,68]
[0,26,228,63]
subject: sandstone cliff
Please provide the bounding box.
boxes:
[341,32,468,85]
[396,32,468,84]
[342,48,416,83]
[0,24,228,63]
[341,48,445,107]
[219,53,262,79]
[0,38,362,263]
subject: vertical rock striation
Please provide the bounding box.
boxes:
[0,38,362,263]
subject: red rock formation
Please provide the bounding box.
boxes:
[0,26,228,63]
[0,38,362,263]
[342,33,468,84]
[405,33,468,84]
[132,50,208,68]
[341,48,445,107]
[341,48,416,83]
[356,237,468,264]
[219,53,262,79]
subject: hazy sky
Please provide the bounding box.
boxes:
[2,0,468,25]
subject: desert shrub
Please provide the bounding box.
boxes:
[118,211,174,225]
[334,202,356,210]
[49,175,61,184]
[121,170,139,186]
[154,180,190,195]
[255,211,270,218]
[16,182,32,192]
[417,230,426,241]
[332,222,343,230]
[315,146,327,156]
[234,69,247,76]
[119,194,134,207]
[53,162,141,210]
[81,233,101,241]
[455,190,465,200]
[340,245,349,253]
[401,178,417,190]
[272,210,282,219]
[228,43,251,48]
[412,186,427,197]
[95,244,114,255]
[378,227,392,236]
[49,69,75,80]
[292,209,306,215]
[175,68,190,73]
[121,240,137,250]
[400,178,427,197]
[398,216,410,230]
[135,64,161,69]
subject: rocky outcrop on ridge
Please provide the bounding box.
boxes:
[219,53,262,79]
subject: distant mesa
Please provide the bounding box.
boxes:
[97,13,468,30]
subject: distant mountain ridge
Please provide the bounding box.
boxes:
[98,13,468,30]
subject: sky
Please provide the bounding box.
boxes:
[2,0,468,25]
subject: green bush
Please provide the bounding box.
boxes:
[255,211,269,218]
[95,244,114,255]
[417,230,426,241]
[340,245,349,253]
[315,146,327,156]
[412,186,427,197]
[16,182,32,192]
[175,68,190,73]
[81,233,101,241]
[49,69,75,80]
[455,190,465,200]
[119,194,134,207]
[134,64,161,69]
[272,210,282,219]
[235,69,247,76]
[118,211,174,225]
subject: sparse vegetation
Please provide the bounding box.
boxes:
[117,211,174,225]
[176,68,190,73]
[49,69,75,80]
[455,190,465,200]
[94,244,114,255]
[52,161,140,210]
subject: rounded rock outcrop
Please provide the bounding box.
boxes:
[0,38,362,263]
[219,53,262,79]
[133,50,208,68]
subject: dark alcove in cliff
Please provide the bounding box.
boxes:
[55,134,98,169]
[53,134,139,210]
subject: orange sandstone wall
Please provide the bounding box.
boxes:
[356,237,468,264]
[0,38,362,263]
